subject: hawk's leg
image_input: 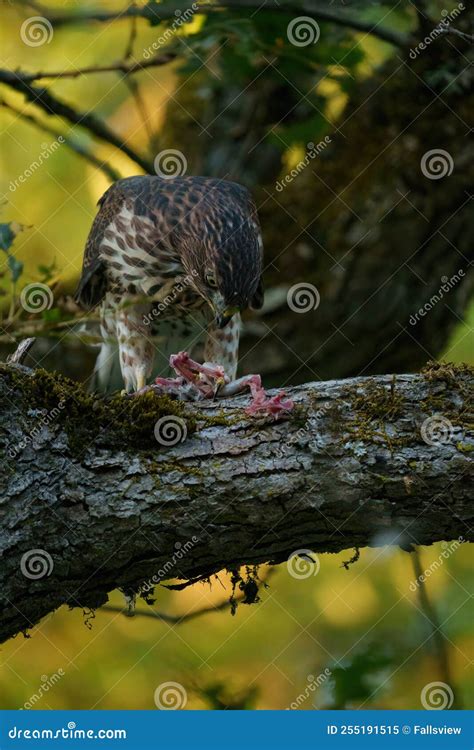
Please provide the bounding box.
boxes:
[116,305,154,393]
[204,313,241,381]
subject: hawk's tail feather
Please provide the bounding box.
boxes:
[89,341,123,394]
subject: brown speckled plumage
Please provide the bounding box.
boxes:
[75,175,264,392]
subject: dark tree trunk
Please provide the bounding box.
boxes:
[162,20,474,384]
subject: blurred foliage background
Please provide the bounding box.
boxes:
[0,0,472,710]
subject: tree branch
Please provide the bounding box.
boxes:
[438,27,474,43]
[0,69,154,173]
[0,360,472,643]
[410,548,461,708]
[101,567,275,623]
[0,98,122,182]
[6,53,177,83]
[37,1,409,48]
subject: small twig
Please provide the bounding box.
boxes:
[103,596,235,624]
[438,27,474,43]
[341,547,360,570]
[411,548,461,709]
[102,568,274,624]
[32,1,409,48]
[123,9,138,61]
[6,337,36,365]
[6,53,177,83]
[0,69,154,173]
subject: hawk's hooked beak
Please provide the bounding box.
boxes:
[215,306,240,329]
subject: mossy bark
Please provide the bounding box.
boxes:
[0,362,472,643]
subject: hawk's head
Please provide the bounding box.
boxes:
[186,231,264,329]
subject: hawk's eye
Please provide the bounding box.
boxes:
[206,273,217,288]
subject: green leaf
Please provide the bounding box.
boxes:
[7,254,24,283]
[37,260,57,284]
[0,223,15,252]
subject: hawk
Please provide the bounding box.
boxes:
[75,175,264,393]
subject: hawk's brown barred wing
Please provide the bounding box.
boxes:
[76,175,263,307]
[74,184,120,308]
